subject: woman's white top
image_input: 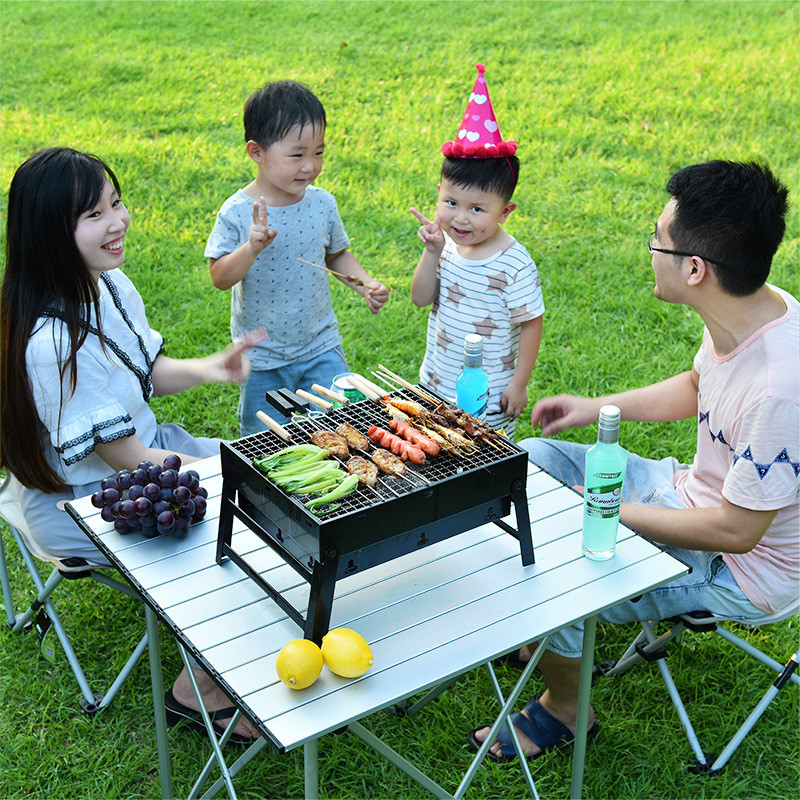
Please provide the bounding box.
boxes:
[26,269,163,487]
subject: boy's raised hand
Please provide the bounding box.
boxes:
[410,207,444,255]
[249,196,277,254]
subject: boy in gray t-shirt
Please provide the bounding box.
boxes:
[206,80,388,435]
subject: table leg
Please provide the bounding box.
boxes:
[304,738,319,800]
[570,614,597,800]
[146,606,172,800]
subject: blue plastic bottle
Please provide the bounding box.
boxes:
[456,334,489,420]
[582,404,628,560]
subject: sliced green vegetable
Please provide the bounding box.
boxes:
[305,473,360,513]
[254,444,324,472]
[283,469,345,495]
[267,449,330,481]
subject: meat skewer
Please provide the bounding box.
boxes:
[336,423,370,453]
[297,257,368,288]
[367,426,426,465]
[370,448,407,478]
[375,365,512,451]
[345,455,378,488]
[298,417,404,494]
[309,430,350,460]
[388,418,440,457]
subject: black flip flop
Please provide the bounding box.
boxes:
[493,649,529,669]
[164,688,257,747]
[467,694,599,763]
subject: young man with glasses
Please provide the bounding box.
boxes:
[469,160,798,762]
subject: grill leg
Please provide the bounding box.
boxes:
[215,480,236,565]
[511,479,534,565]
[305,548,339,644]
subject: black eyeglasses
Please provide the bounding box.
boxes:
[647,232,730,269]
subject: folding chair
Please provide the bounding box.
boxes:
[0,473,149,714]
[597,607,799,774]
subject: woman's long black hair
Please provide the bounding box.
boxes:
[0,147,122,492]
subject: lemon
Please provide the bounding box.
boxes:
[321,627,374,678]
[275,638,324,690]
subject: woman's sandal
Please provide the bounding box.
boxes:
[493,649,529,669]
[164,688,257,747]
[467,694,599,763]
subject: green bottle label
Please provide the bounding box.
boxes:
[585,474,623,519]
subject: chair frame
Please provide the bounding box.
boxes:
[0,476,149,714]
[598,610,799,774]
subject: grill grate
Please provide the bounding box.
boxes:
[229,390,520,520]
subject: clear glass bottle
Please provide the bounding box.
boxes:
[456,334,489,420]
[582,404,628,560]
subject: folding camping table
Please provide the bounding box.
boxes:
[66,455,687,799]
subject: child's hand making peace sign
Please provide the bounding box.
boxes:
[249,196,278,254]
[410,207,445,256]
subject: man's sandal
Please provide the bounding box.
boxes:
[467,694,600,763]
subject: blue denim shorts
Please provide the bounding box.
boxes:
[239,346,348,436]
[518,437,770,658]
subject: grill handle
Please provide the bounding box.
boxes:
[296,388,333,411]
[256,410,292,441]
[311,383,349,405]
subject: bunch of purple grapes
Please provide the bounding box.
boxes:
[90,454,208,538]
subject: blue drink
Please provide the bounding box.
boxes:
[456,334,489,420]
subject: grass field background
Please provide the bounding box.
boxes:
[1,1,798,798]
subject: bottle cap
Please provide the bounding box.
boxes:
[463,334,484,368]
[464,334,483,356]
[598,404,621,432]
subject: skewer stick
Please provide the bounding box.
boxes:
[346,374,384,402]
[256,410,291,441]
[376,364,440,405]
[295,388,333,411]
[370,370,402,394]
[311,383,349,405]
[297,258,366,287]
[357,374,392,399]
[297,258,395,292]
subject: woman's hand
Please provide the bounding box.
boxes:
[202,327,267,383]
[151,328,267,396]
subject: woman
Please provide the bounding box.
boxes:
[0,146,262,743]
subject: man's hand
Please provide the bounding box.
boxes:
[249,196,277,254]
[410,207,445,255]
[531,394,599,435]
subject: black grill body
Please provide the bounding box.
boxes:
[216,393,533,642]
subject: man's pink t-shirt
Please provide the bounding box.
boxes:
[674,286,799,614]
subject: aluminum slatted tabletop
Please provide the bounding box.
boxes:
[66,454,687,799]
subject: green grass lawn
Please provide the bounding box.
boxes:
[1,1,798,797]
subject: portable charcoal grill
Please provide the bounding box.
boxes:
[216,387,533,642]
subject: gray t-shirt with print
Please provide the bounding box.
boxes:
[205,186,350,370]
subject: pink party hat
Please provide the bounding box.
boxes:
[442,64,517,159]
